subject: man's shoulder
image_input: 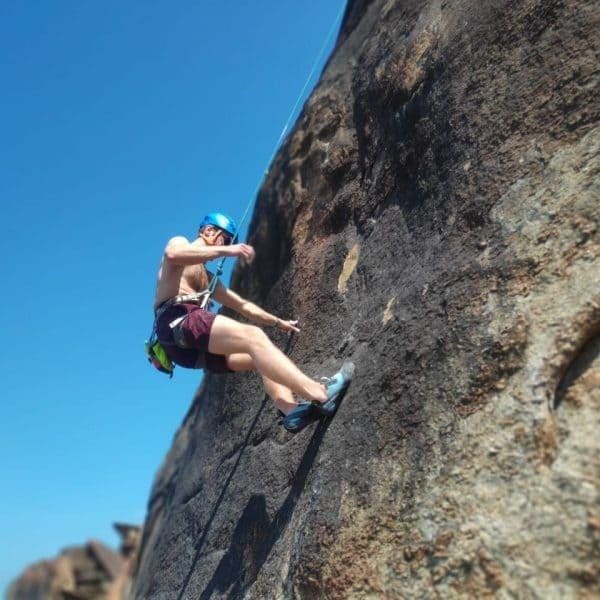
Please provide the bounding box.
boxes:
[166,235,189,246]
[163,236,191,259]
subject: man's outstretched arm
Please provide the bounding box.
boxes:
[212,282,300,333]
[164,236,255,266]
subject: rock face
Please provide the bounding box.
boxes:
[133,0,599,598]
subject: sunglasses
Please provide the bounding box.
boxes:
[215,228,233,245]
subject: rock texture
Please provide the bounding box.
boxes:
[133,0,599,598]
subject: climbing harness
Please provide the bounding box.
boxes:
[145,290,213,377]
[146,3,345,376]
[157,290,213,314]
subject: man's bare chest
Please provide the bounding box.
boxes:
[181,264,210,291]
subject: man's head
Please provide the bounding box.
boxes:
[198,212,237,246]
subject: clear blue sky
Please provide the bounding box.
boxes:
[0,1,344,593]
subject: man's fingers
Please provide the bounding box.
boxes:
[287,321,300,333]
[241,245,255,263]
[237,246,254,263]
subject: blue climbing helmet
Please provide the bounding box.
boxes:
[199,212,237,240]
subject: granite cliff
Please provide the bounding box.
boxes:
[132,1,599,598]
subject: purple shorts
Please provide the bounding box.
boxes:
[155,303,231,373]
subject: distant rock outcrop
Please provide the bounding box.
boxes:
[8,524,140,600]
[133,0,599,598]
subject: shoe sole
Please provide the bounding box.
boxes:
[281,404,319,433]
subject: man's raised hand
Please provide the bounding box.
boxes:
[228,243,255,264]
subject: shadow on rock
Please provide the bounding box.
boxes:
[174,394,269,600]
[198,419,329,599]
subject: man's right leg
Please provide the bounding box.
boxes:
[226,352,298,415]
[226,351,321,433]
[208,315,327,403]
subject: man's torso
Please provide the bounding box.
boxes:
[154,259,210,310]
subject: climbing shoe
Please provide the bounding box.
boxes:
[280,403,319,433]
[314,361,355,417]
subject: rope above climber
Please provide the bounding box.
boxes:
[147,212,354,433]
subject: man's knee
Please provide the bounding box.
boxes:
[246,325,270,348]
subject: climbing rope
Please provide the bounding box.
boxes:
[202,2,346,307]
[175,332,296,600]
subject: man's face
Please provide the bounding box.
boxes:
[202,225,233,246]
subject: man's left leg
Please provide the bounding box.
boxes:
[226,353,298,415]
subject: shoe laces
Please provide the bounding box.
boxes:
[320,376,335,388]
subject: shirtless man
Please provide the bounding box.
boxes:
[153,212,353,433]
